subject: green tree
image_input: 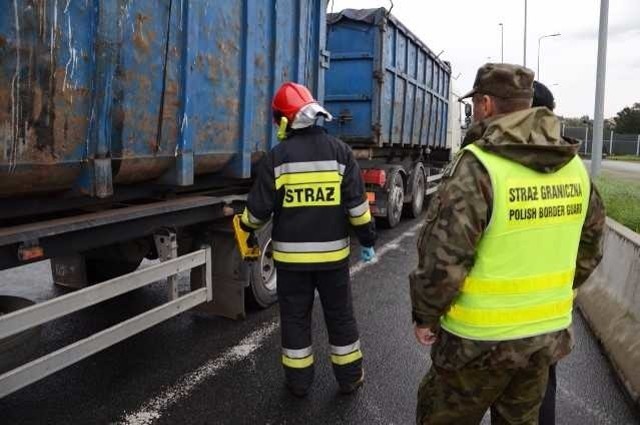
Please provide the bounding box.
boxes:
[613,102,640,133]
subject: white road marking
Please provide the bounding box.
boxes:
[349,223,421,276]
[120,321,279,425]
[119,222,423,424]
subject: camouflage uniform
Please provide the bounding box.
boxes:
[410,64,606,425]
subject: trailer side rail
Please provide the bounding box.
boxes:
[0,247,212,398]
[426,172,444,195]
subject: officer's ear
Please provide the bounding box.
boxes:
[483,95,498,118]
[472,94,495,122]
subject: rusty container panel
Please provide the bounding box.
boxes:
[0,0,327,198]
[324,8,451,149]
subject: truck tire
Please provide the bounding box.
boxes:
[247,222,278,308]
[406,164,426,218]
[381,170,404,228]
[83,240,149,284]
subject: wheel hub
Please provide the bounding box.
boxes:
[414,176,424,209]
[260,238,277,291]
[391,183,404,219]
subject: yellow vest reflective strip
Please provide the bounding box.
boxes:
[440,144,590,341]
[240,207,265,230]
[282,346,314,369]
[462,268,575,295]
[448,296,573,326]
[273,239,350,264]
[348,201,372,226]
[330,340,362,365]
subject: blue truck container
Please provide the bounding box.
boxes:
[0,0,328,314]
[323,8,452,228]
[0,0,329,396]
[0,0,328,199]
[324,8,451,149]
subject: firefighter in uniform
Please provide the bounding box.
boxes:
[240,82,377,397]
[410,64,605,424]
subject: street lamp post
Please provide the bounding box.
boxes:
[591,0,609,177]
[537,33,561,79]
[499,23,504,63]
[523,0,528,66]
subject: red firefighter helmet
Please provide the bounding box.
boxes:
[272,82,316,123]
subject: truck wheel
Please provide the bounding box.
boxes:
[407,165,426,218]
[247,222,278,308]
[381,170,404,228]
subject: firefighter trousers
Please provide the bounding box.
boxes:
[277,266,363,392]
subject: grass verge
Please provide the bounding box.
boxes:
[595,171,640,233]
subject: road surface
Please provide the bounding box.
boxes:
[0,214,638,424]
[584,159,640,179]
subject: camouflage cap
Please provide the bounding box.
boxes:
[460,63,534,100]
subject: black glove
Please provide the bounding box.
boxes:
[247,232,258,249]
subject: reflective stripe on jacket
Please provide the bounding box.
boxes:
[241,126,376,270]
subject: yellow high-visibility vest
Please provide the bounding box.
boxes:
[440,144,590,341]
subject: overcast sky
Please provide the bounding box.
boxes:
[330,0,640,118]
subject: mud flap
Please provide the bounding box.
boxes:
[191,230,249,320]
[51,255,88,289]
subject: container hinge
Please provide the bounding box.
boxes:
[321,49,331,69]
[338,109,353,124]
[378,15,388,32]
[373,70,384,83]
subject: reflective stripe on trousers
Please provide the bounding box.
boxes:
[282,346,314,369]
[330,340,363,366]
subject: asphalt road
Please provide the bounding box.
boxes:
[0,214,638,424]
[584,159,640,179]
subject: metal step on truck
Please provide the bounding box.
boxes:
[0,3,460,398]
